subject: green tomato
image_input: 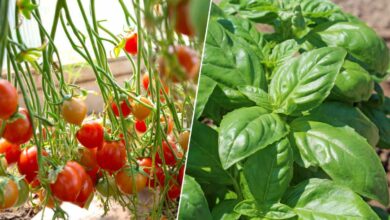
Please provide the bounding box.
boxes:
[330,61,374,103]
[14,178,29,207]
[96,177,116,197]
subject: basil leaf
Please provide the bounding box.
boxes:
[267,39,300,69]
[234,200,296,219]
[202,19,267,111]
[187,121,233,185]
[308,22,390,77]
[361,107,390,149]
[330,60,374,103]
[178,176,213,220]
[243,138,293,204]
[303,102,379,147]
[283,178,380,220]
[270,47,347,115]
[211,200,240,220]
[219,106,290,169]
[290,120,388,205]
[237,85,272,110]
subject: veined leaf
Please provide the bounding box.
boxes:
[234,200,296,219]
[237,85,272,110]
[290,120,388,205]
[219,106,289,169]
[243,138,293,204]
[283,178,380,220]
[270,47,347,115]
[211,200,241,220]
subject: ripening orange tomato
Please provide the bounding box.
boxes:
[115,169,147,195]
[0,177,19,209]
[132,97,152,121]
[61,98,87,126]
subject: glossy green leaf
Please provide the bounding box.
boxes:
[330,61,374,103]
[178,176,213,220]
[302,102,379,147]
[290,120,388,205]
[267,39,300,68]
[219,106,290,169]
[202,19,267,110]
[308,22,390,77]
[195,75,218,120]
[283,178,380,220]
[187,121,233,185]
[211,200,240,220]
[270,47,347,115]
[243,138,293,203]
[234,200,296,219]
[361,107,390,149]
[237,86,272,110]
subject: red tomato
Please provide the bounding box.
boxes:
[86,166,100,185]
[0,177,19,209]
[155,166,166,186]
[61,98,87,125]
[76,122,104,149]
[115,169,147,195]
[0,79,18,120]
[2,108,33,145]
[111,99,132,117]
[137,157,153,175]
[124,33,138,55]
[142,74,150,90]
[50,161,84,202]
[0,139,21,164]
[74,175,94,208]
[169,0,194,37]
[135,120,147,133]
[17,146,48,183]
[96,141,126,172]
[167,182,181,200]
[132,97,152,121]
[178,165,185,185]
[155,141,181,166]
[79,148,98,170]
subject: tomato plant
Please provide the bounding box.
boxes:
[61,98,87,126]
[50,161,85,202]
[17,146,47,183]
[2,108,33,145]
[155,141,181,166]
[0,139,21,165]
[76,121,104,149]
[180,1,390,220]
[0,79,18,120]
[0,0,206,217]
[96,141,126,172]
[115,168,147,195]
[14,178,29,207]
[124,33,138,55]
[0,177,19,209]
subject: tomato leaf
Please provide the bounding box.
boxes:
[243,138,293,204]
[270,47,347,115]
[283,178,380,219]
[219,106,289,169]
[290,120,389,206]
[178,176,213,220]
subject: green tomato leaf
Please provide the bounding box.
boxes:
[283,178,380,220]
[187,121,233,185]
[237,85,272,110]
[290,120,389,206]
[302,102,379,147]
[234,200,296,219]
[243,138,293,204]
[270,47,347,116]
[219,106,289,169]
[211,200,241,220]
[308,22,390,77]
[361,106,390,149]
[178,176,213,220]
